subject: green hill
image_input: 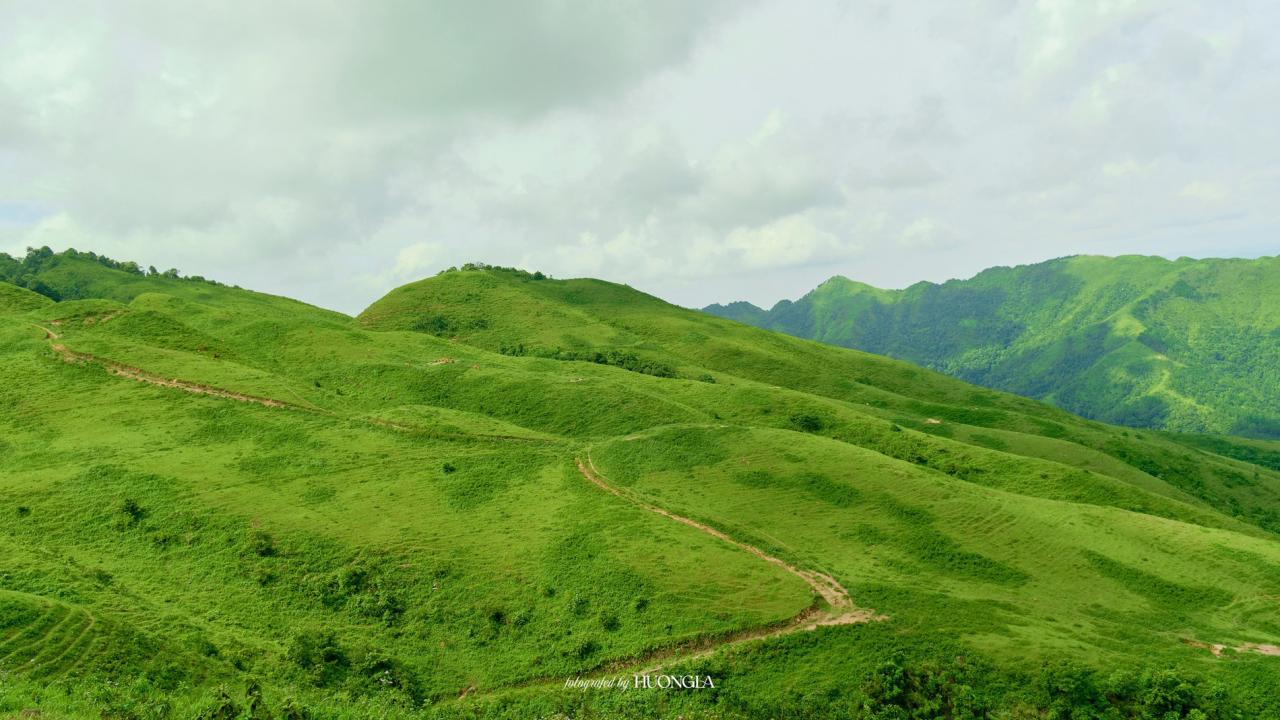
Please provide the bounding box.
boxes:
[705,255,1280,438]
[0,281,53,314]
[0,249,1278,718]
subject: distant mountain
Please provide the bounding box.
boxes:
[705,255,1280,438]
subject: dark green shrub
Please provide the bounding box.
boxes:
[119,497,146,525]
[287,629,349,687]
[246,529,277,557]
[411,315,455,334]
[790,411,825,433]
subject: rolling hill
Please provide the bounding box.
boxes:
[704,255,1280,439]
[0,248,1278,718]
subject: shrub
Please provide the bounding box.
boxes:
[537,347,676,378]
[411,315,455,335]
[246,529,277,557]
[287,629,349,687]
[354,652,423,701]
[118,497,146,526]
[789,411,825,433]
[351,588,405,626]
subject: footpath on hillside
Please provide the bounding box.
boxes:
[32,321,888,695]
[572,454,885,674]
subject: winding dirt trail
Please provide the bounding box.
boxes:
[35,322,297,409]
[579,455,859,616]
[575,454,885,672]
[30,323,558,446]
[1183,638,1280,658]
[29,322,884,694]
[451,458,884,701]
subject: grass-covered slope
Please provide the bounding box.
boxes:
[0,281,53,314]
[0,278,812,716]
[361,265,1280,535]
[705,255,1280,438]
[0,251,1278,718]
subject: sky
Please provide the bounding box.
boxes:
[1,1,1277,314]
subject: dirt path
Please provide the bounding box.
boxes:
[31,323,559,447]
[579,456,859,614]
[1184,638,1280,658]
[447,457,883,701]
[29,323,883,693]
[56,350,298,410]
[34,321,296,409]
[442,451,886,702]
[575,454,884,672]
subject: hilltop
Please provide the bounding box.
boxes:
[0,249,1278,718]
[705,255,1280,438]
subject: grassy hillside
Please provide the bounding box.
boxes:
[705,255,1280,439]
[362,265,1280,535]
[0,250,1278,718]
[0,281,53,314]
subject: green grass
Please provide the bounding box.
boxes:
[590,426,1280,662]
[0,282,53,314]
[0,251,1277,717]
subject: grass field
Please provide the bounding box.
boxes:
[0,251,1278,718]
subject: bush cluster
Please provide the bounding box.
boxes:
[0,246,221,301]
[435,262,548,280]
[499,343,676,378]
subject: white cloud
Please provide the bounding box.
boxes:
[1180,181,1228,203]
[391,242,445,281]
[722,214,855,269]
[0,0,1276,314]
[898,218,948,250]
[1101,159,1151,178]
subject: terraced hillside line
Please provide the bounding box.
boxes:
[0,603,73,668]
[28,612,96,678]
[576,454,884,634]
[365,417,556,445]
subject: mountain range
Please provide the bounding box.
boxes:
[0,248,1278,718]
[705,255,1280,439]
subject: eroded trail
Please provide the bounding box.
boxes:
[31,323,554,445]
[1183,638,1280,658]
[34,321,298,409]
[29,323,883,695]
[456,458,885,700]
[576,454,884,671]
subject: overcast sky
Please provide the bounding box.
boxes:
[1,1,1277,314]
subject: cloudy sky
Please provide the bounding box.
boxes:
[1,1,1277,314]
